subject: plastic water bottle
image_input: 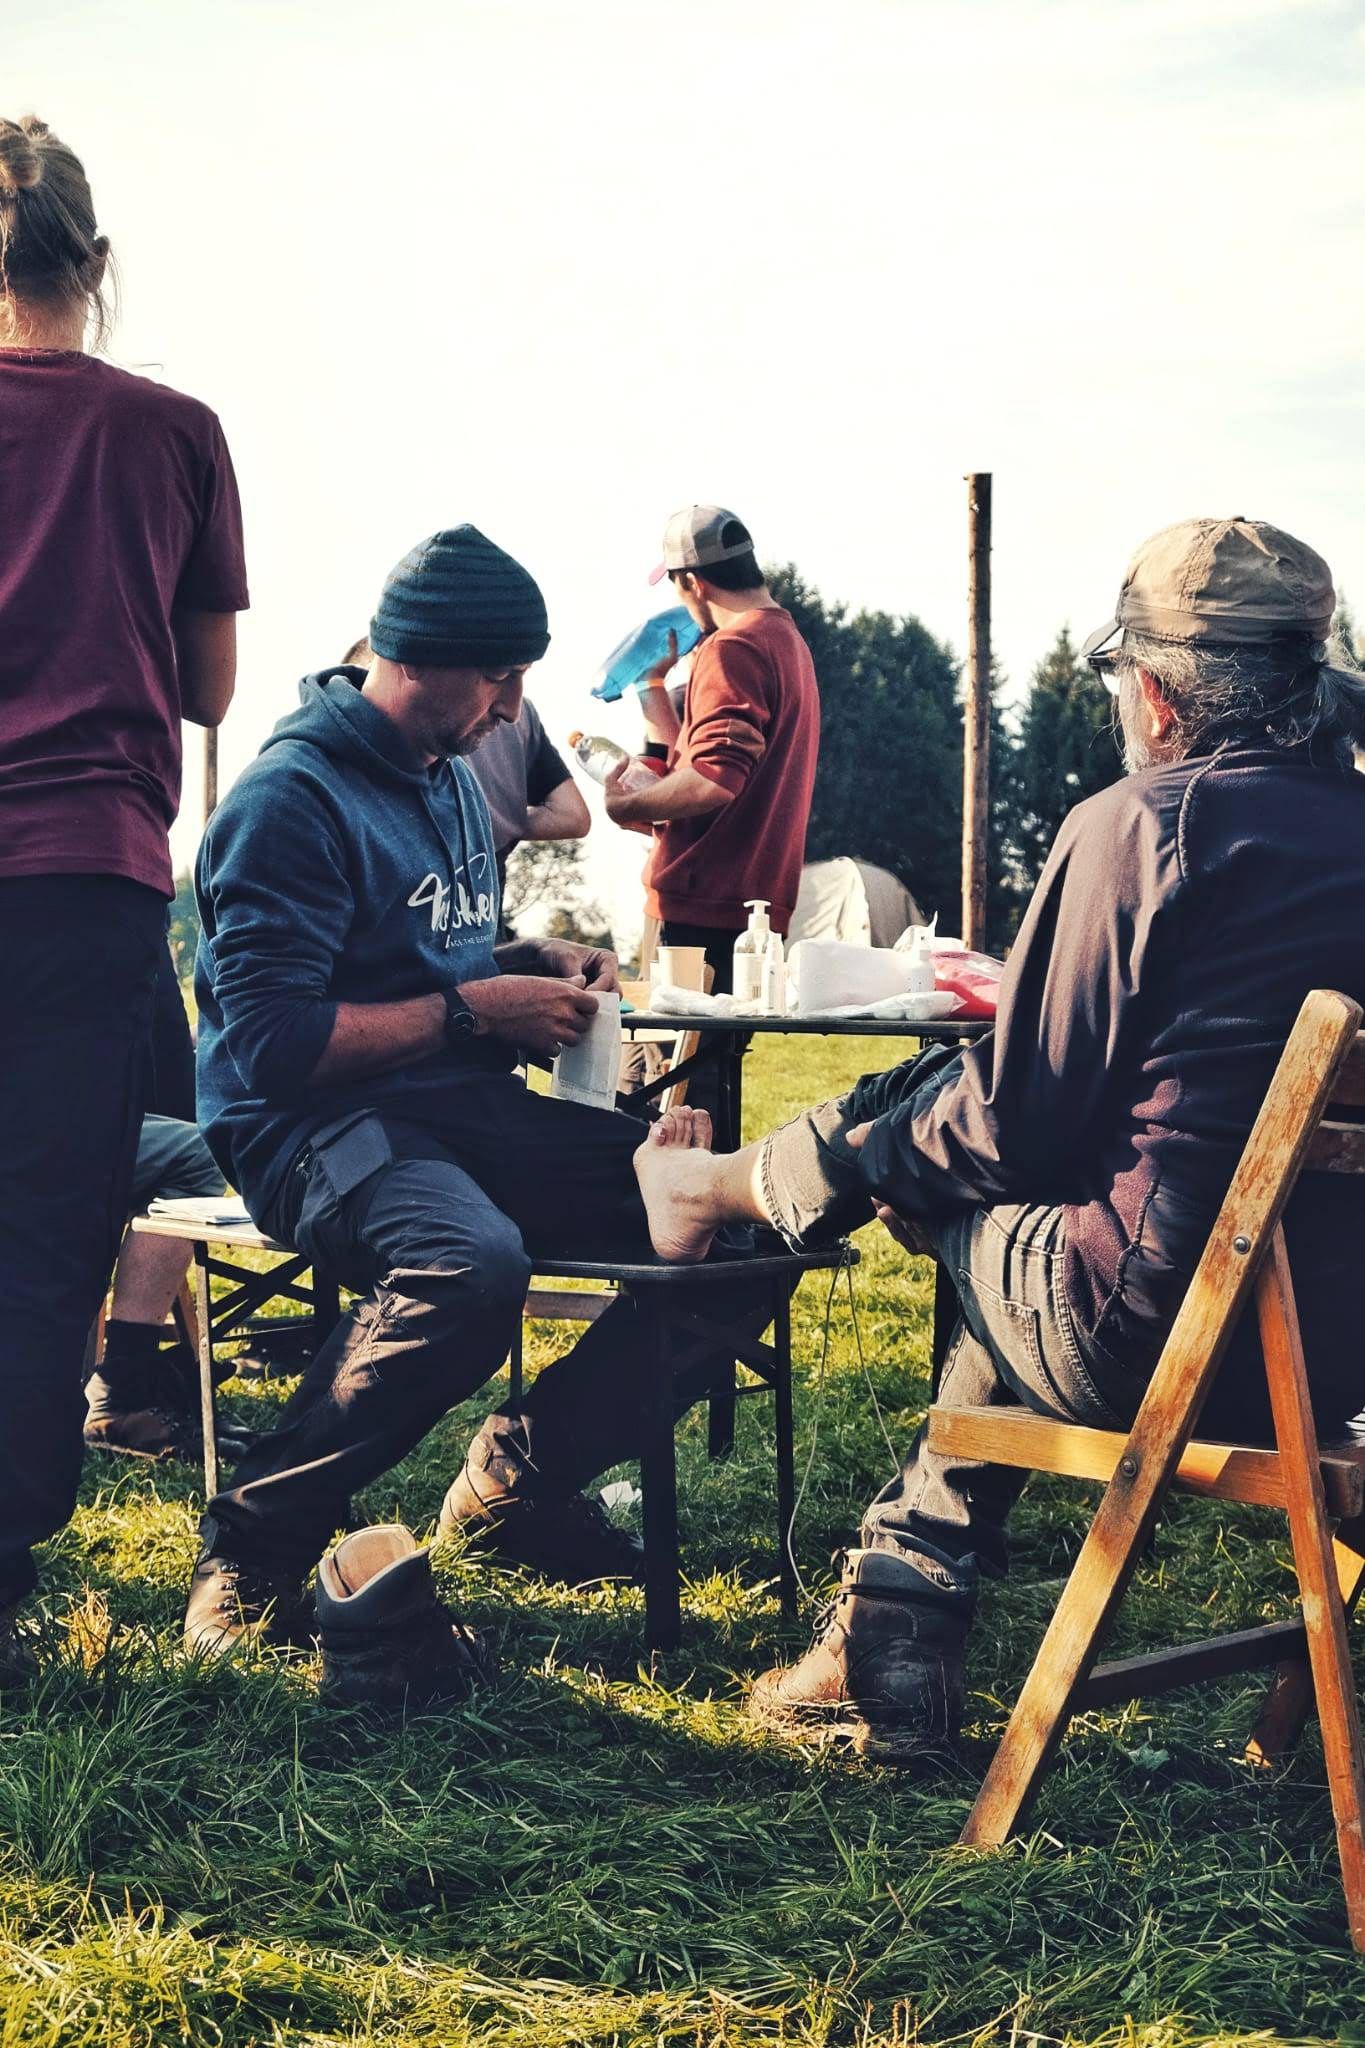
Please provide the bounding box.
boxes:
[568,732,661,792]
[591,606,702,703]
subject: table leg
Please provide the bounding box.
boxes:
[706,1037,745,1455]
[638,1298,681,1652]
[717,1039,744,1152]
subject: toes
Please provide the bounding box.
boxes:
[691,1109,713,1150]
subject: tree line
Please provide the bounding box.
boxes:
[770,563,1120,949]
[776,564,1363,951]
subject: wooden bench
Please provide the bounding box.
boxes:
[926,988,1365,1950]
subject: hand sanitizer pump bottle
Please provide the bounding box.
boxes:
[733,900,771,1004]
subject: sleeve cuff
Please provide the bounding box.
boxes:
[688,756,749,797]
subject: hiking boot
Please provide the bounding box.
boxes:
[182,1521,313,1659]
[439,1435,644,1586]
[316,1525,496,1710]
[0,1600,38,1688]
[84,1365,255,1465]
[747,1545,977,1762]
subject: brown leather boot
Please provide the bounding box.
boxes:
[316,1526,496,1711]
[748,1546,976,1762]
[439,1431,643,1586]
[182,1519,314,1659]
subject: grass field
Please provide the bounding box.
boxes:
[4,1036,1364,2046]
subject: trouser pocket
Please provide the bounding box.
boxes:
[291,1114,395,1275]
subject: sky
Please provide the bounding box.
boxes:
[11,0,1365,939]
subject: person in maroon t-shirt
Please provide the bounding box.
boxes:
[0,115,248,1673]
[604,505,820,1125]
[604,505,820,989]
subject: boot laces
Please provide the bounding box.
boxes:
[562,1491,638,1558]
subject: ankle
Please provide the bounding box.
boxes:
[96,1321,166,1405]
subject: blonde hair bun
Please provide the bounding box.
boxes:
[0,118,46,194]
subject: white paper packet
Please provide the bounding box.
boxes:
[551,991,622,1112]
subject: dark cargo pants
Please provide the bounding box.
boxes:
[211,1074,767,1567]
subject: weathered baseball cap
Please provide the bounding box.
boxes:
[648,504,754,586]
[1082,517,1337,667]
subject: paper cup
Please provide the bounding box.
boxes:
[653,945,707,993]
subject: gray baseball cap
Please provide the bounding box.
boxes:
[1083,517,1337,666]
[649,504,754,586]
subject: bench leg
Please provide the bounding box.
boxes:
[773,1280,797,1619]
[1257,1233,1365,1951]
[508,1315,524,1408]
[194,1242,219,1502]
[638,1303,681,1653]
[312,1264,342,1343]
[707,1369,737,1461]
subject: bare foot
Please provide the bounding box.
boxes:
[633,1107,720,1262]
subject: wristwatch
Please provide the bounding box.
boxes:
[442,986,478,1043]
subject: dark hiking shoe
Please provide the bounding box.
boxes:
[439,1439,644,1586]
[316,1525,496,1711]
[85,1371,255,1465]
[182,1531,313,1660]
[748,1545,977,1762]
[0,1602,38,1688]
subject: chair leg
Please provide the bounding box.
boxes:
[637,1301,681,1652]
[1247,1515,1365,1768]
[194,1242,219,1502]
[1256,1230,1365,1951]
[773,1280,797,1619]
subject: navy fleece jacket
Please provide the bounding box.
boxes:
[195,668,513,1223]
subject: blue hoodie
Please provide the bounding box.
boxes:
[195,668,515,1224]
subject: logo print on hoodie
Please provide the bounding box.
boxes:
[408,854,496,947]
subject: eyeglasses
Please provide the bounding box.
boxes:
[1089,657,1121,699]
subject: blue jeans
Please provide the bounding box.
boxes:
[213,1074,771,1568]
[757,1064,1137,1577]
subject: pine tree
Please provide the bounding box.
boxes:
[769,564,977,935]
[1009,626,1122,897]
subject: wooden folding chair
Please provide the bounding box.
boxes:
[925,987,1365,1949]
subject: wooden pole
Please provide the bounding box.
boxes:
[203,727,219,823]
[962,472,992,950]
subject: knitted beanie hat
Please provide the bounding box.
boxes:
[369,525,550,669]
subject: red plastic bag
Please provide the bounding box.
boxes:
[930,944,1004,1020]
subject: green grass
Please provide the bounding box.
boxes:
[4,1037,1364,2046]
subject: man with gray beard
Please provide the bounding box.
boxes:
[628,517,1365,1762]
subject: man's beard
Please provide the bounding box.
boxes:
[445,716,499,759]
